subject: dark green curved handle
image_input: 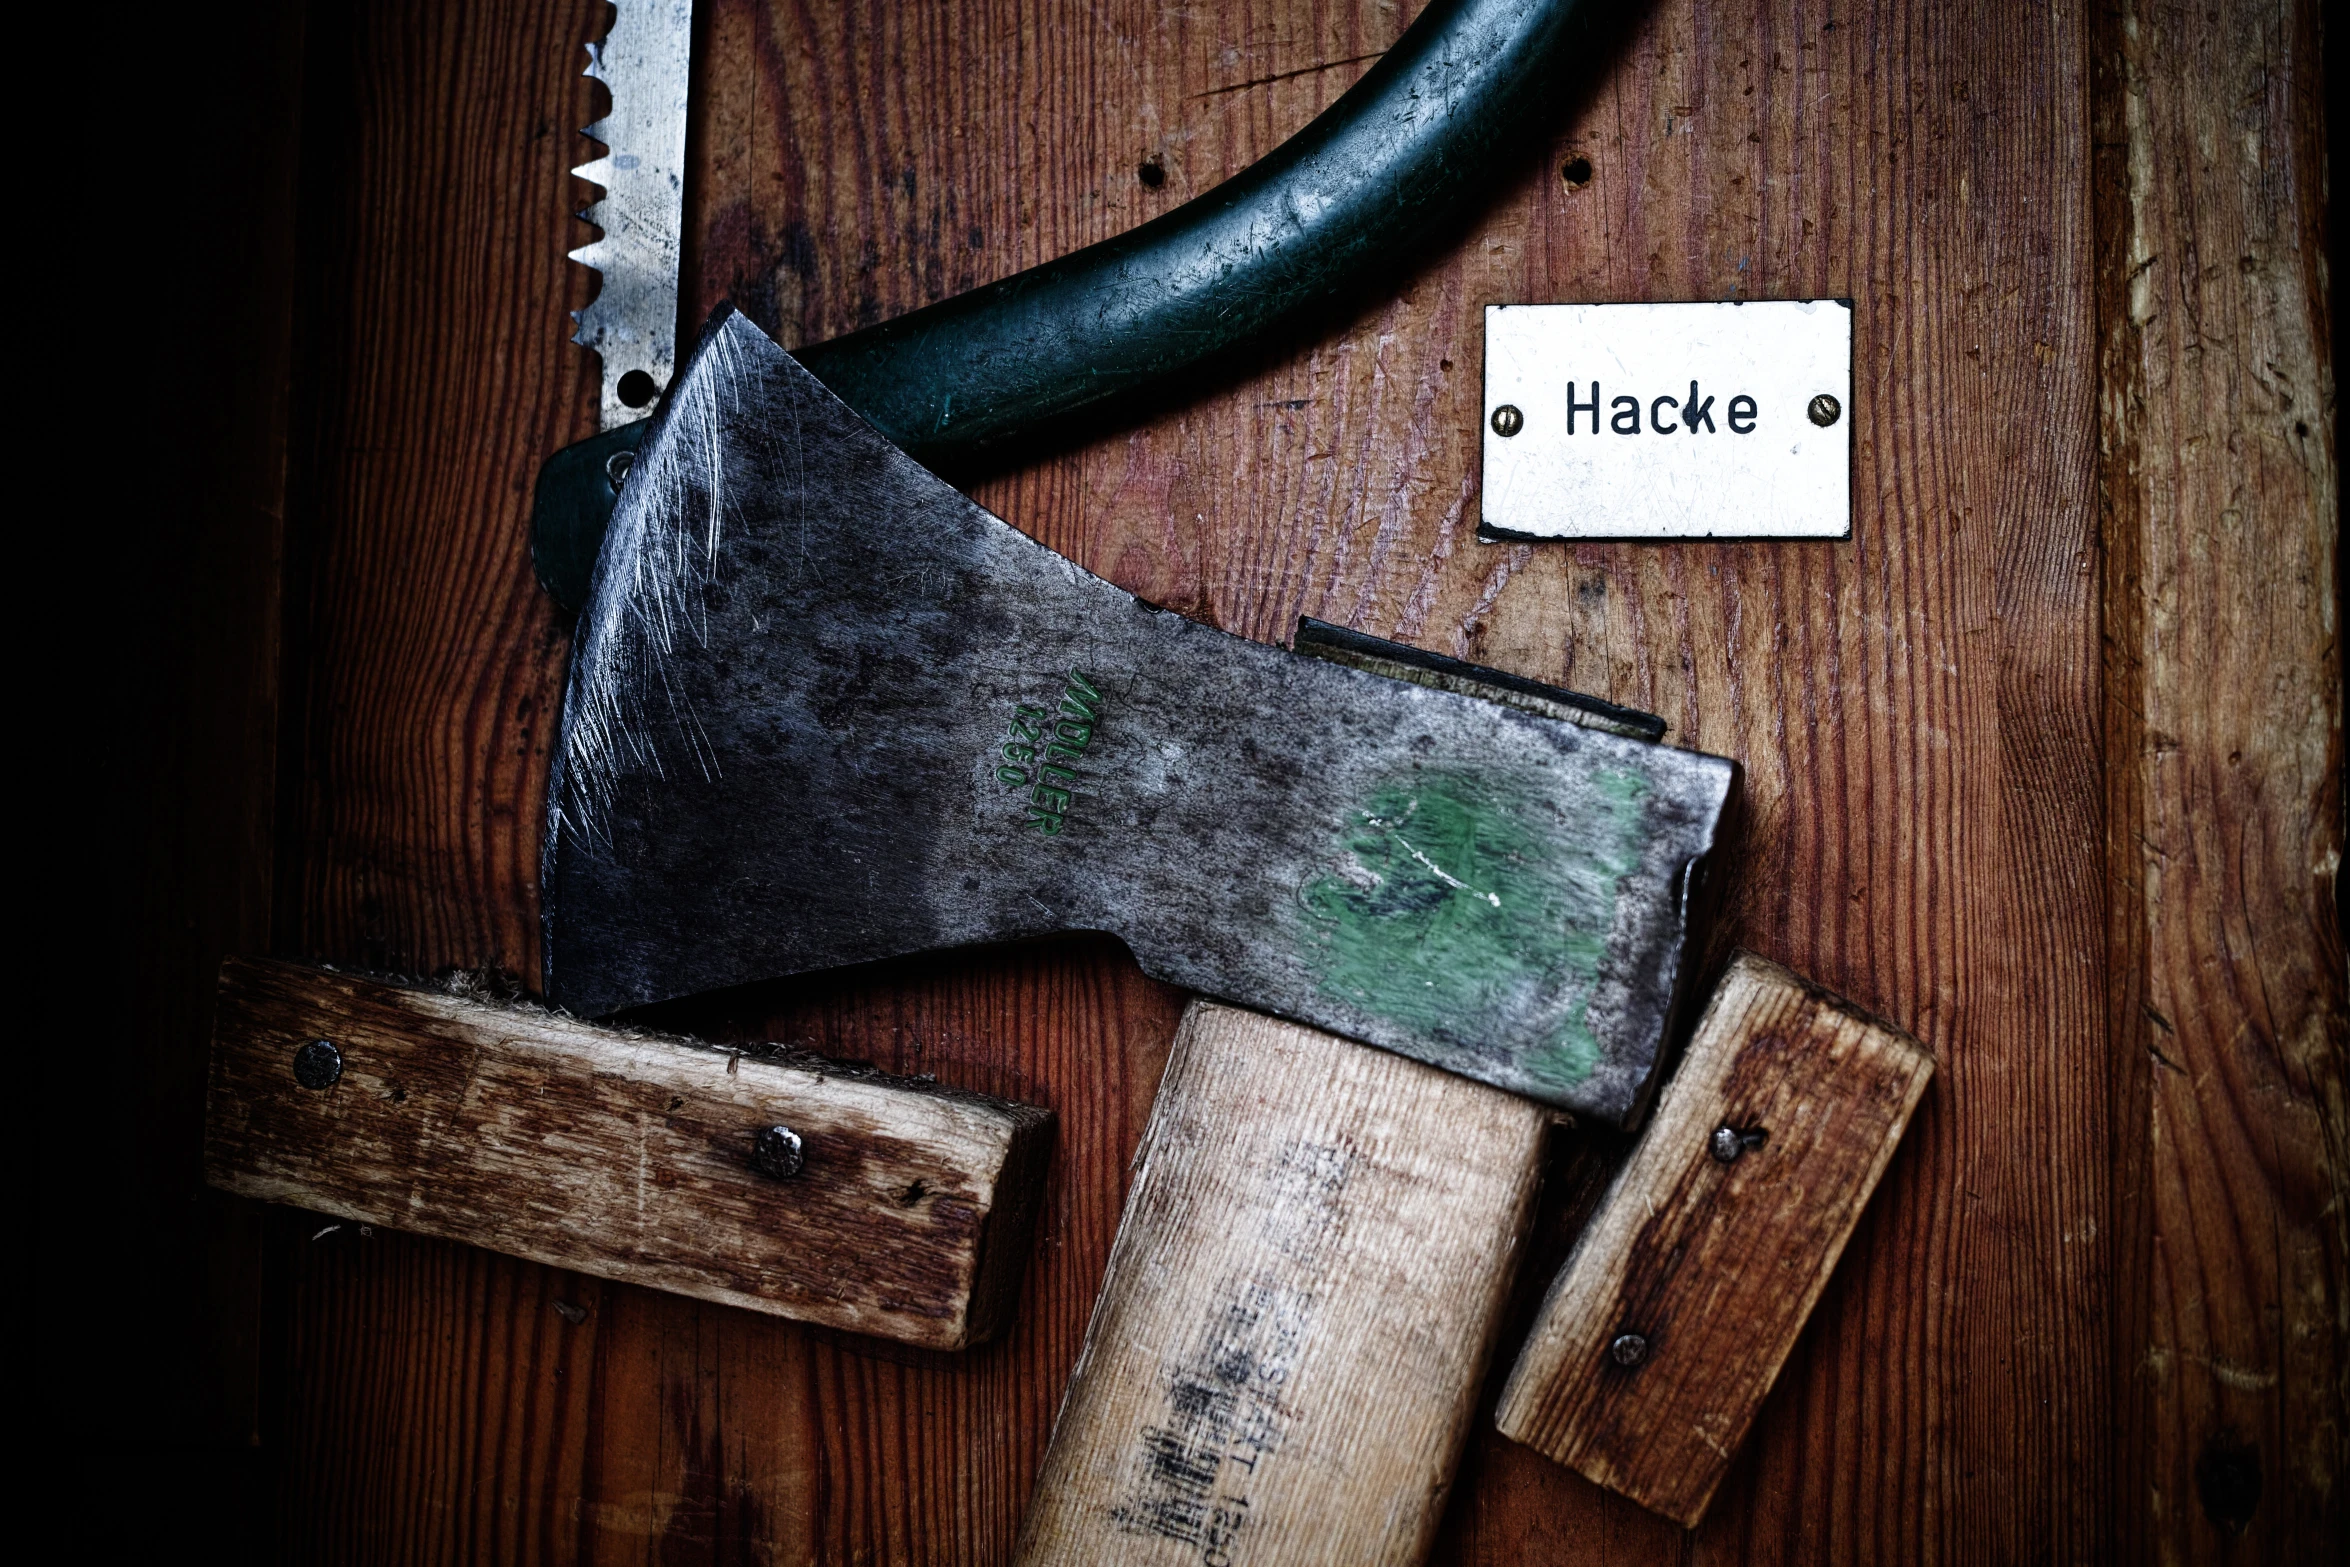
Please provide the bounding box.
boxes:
[536,0,1605,610]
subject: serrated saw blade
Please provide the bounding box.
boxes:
[570,0,694,431]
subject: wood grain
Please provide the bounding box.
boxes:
[2092,0,2346,1557]
[234,0,2341,1561]
[1495,952,1935,1527]
[206,958,1053,1348]
[1015,1002,1547,1567]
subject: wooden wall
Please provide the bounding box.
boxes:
[85,0,2337,1559]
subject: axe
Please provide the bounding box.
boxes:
[542,307,1736,1560]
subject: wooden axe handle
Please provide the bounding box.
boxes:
[1014,1001,1548,1566]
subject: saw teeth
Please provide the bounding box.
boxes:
[564,1,694,431]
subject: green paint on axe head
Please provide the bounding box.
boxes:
[1297,766,1651,1093]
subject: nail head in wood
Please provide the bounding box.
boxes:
[1610,1333,1649,1368]
[291,1038,341,1089]
[751,1124,805,1180]
[1708,1124,1768,1164]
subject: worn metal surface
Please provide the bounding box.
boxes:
[543,311,1734,1123]
[568,0,693,430]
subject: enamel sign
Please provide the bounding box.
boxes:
[1479,301,1853,540]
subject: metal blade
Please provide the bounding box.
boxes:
[545,310,1736,1125]
[569,0,694,431]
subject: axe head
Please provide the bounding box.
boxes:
[545,309,1736,1124]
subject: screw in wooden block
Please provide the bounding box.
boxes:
[1610,1332,1649,1367]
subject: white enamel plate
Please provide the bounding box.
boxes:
[1480,300,1853,540]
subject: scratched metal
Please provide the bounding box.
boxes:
[543,311,1737,1123]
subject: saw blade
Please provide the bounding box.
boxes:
[569,0,694,431]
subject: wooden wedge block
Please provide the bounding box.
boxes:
[1015,1000,1549,1567]
[1494,951,1934,1526]
[204,957,1053,1349]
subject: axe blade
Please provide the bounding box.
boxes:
[545,308,1735,1123]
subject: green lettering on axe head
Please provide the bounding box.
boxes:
[1060,670,1101,721]
[995,674,1104,838]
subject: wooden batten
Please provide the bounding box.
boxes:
[1015,1000,1550,1566]
[204,957,1054,1350]
[1495,951,1935,1527]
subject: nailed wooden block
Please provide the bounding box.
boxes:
[204,957,1053,1350]
[1015,1000,1549,1567]
[1494,951,1934,1527]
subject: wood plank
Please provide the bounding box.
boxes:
[1495,952,1935,1527]
[206,958,1053,1349]
[1015,1001,1548,1566]
[275,0,598,981]
[2091,0,2347,1556]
